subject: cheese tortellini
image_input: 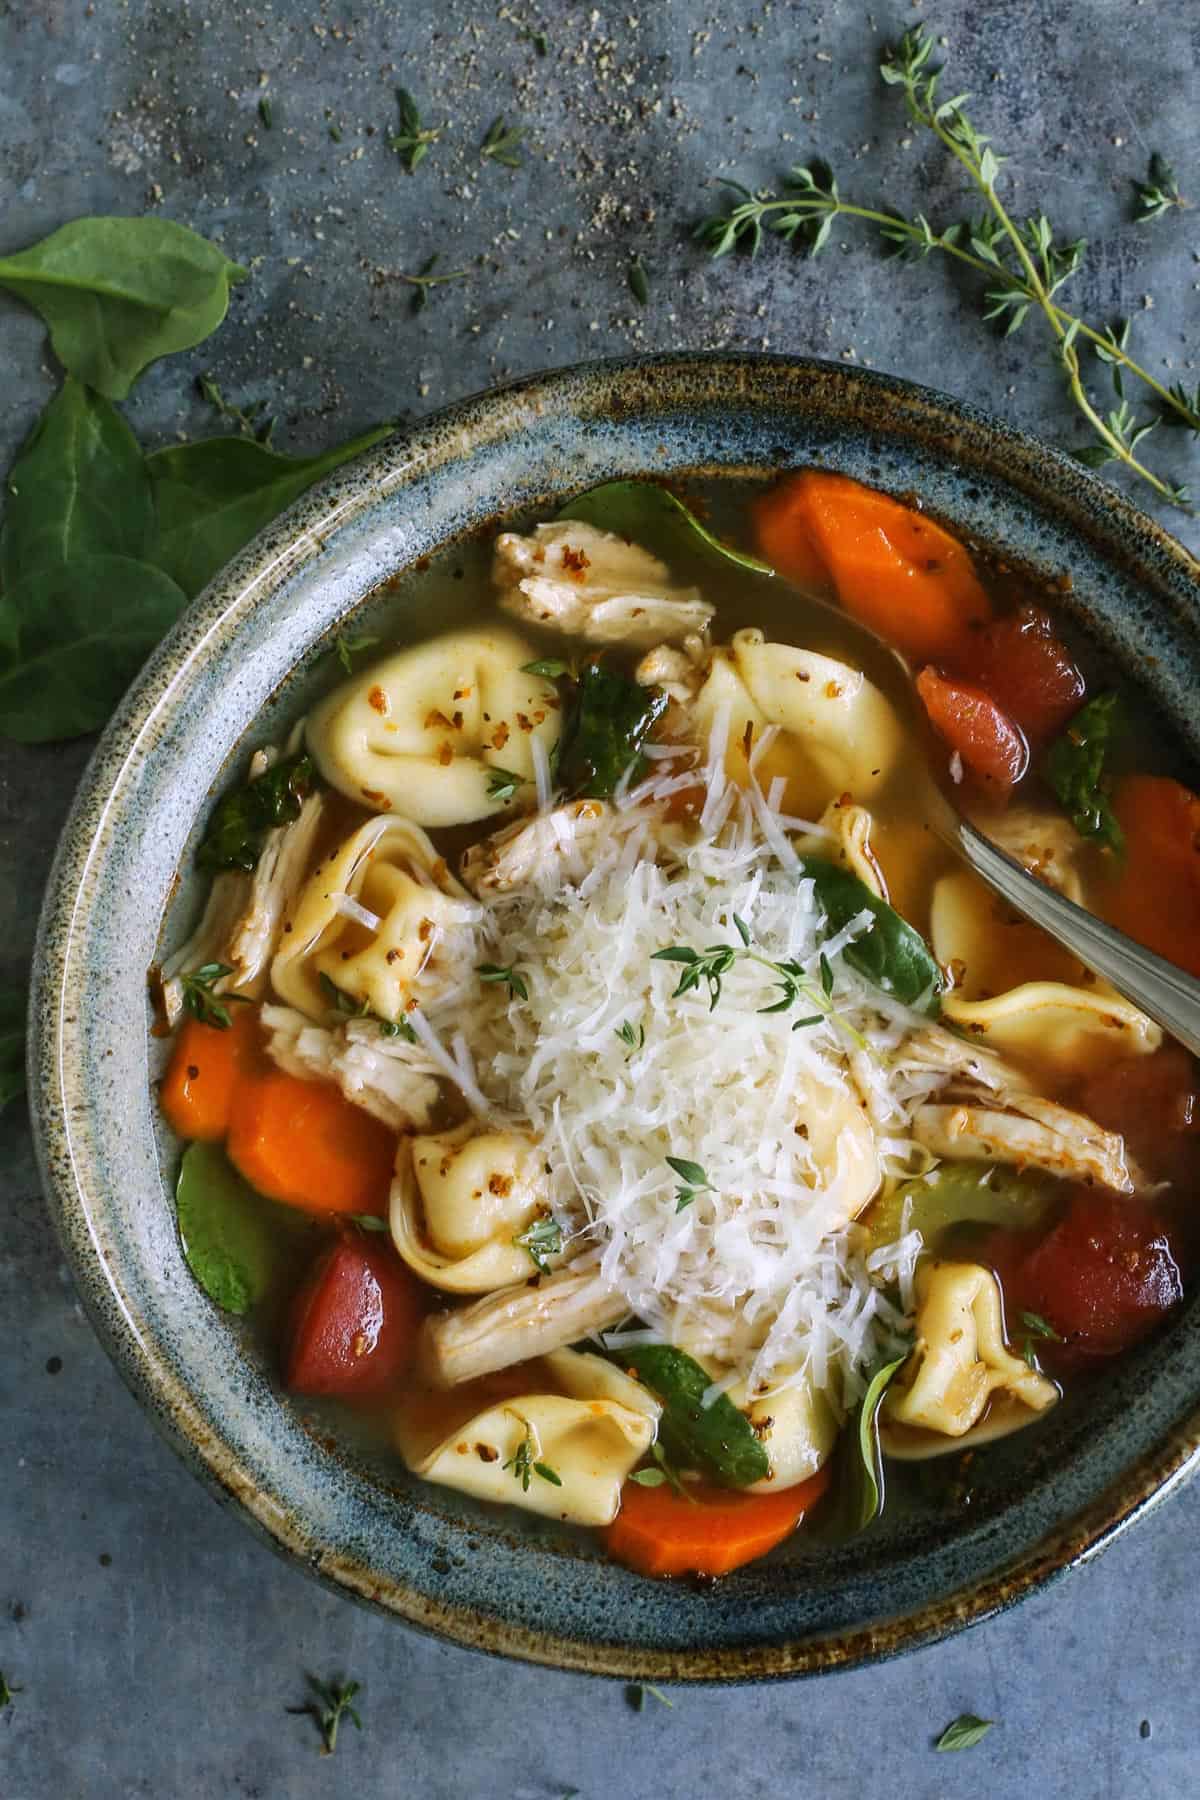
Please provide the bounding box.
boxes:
[399,1348,659,1525]
[271,815,479,1024]
[881,1260,1057,1458]
[692,628,903,814]
[390,1123,553,1293]
[307,627,562,827]
[726,1369,838,1493]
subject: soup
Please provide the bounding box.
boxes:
[153,470,1200,1579]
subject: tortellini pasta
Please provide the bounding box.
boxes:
[797,1073,882,1234]
[390,1123,552,1293]
[881,1260,1057,1457]
[798,798,887,901]
[725,1369,837,1493]
[307,628,562,826]
[400,1348,659,1525]
[271,815,479,1024]
[691,628,903,815]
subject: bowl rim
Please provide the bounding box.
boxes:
[28,350,1200,1681]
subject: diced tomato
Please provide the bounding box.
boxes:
[1077,1046,1200,1188]
[985,1189,1183,1367]
[957,604,1086,747]
[285,1233,424,1401]
[1105,776,1200,976]
[915,666,1030,791]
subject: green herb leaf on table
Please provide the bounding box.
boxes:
[1043,692,1123,851]
[628,258,650,305]
[513,1212,563,1273]
[799,856,943,1016]
[557,479,774,578]
[480,117,527,168]
[607,1343,770,1488]
[557,662,668,799]
[0,1671,22,1709]
[287,1675,363,1757]
[0,556,187,743]
[626,1682,674,1712]
[388,87,442,172]
[0,217,246,400]
[144,426,393,599]
[0,984,26,1113]
[397,255,471,314]
[196,371,274,445]
[198,750,316,873]
[178,962,252,1030]
[935,1714,995,1753]
[1,378,153,588]
[175,1141,277,1315]
[1133,152,1186,223]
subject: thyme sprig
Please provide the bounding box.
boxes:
[694,27,1198,507]
[477,961,529,1000]
[286,1675,363,1756]
[318,971,417,1042]
[615,1019,646,1057]
[0,1671,21,1709]
[650,915,866,1048]
[503,1416,563,1491]
[629,1440,696,1501]
[1020,1308,1063,1367]
[178,963,252,1031]
[665,1155,713,1213]
[486,765,529,804]
[196,371,274,444]
[388,87,442,172]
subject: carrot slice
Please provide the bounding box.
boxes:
[916,666,1029,791]
[1105,775,1200,977]
[160,1007,260,1142]
[602,1467,830,1579]
[755,471,991,662]
[750,480,831,591]
[227,1066,398,1216]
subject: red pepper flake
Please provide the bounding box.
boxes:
[560,544,591,576]
[437,742,454,766]
[368,685,390,715]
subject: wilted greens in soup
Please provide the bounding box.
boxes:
[155,471,1200,1579]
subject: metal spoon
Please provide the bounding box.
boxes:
[784,580,1200,1057]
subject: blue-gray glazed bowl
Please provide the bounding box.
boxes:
[28,354,1200,1680]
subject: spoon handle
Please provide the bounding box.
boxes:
[954,820,1200,1059]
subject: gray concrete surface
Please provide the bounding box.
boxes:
[2,2,1198,1795]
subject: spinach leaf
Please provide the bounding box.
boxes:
[1043,691,1123,851]
[0,217,246,400]
[144,427,394,598]
[799,856,943,1015]
[0,984,26,1113]
[935,1715,995,1753]
[175,1141,275,1314]
[0,556,187,742]
[198,751,317,872]
[811,1352,908,1541]
[557,662,668,798]
[557,479,774,577]
[1,378,152,588]
[608,1343,770,1488]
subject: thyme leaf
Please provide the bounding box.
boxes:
[0,1672,22,1709]
[480,116,527,168]
[477,961,529,1001]
[331,632,380,673]
[396,254,470,314]
[628,257,649,305]
[1133,152,1187,223]
[665,1154,713,1212]
[513,1212,563,1273]
[287,1675,363,1757]
[614,1019,646,1056]
[195,371,274,445]
[317,971,416,1040]
[486,765,529,804]
[388,87,442,172]
[935,1714,995,1753]
[503,1416,562,1490]
[178,962,253,1031]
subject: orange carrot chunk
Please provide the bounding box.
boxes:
[1105,775,1200,977]
[226,1066,398,1216]
[755,471,992,663]
[602,1467,830,1579]
[160,1007,260,1142]
[750,479,832,591]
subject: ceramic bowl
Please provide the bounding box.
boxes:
[29,354,1200,1680]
